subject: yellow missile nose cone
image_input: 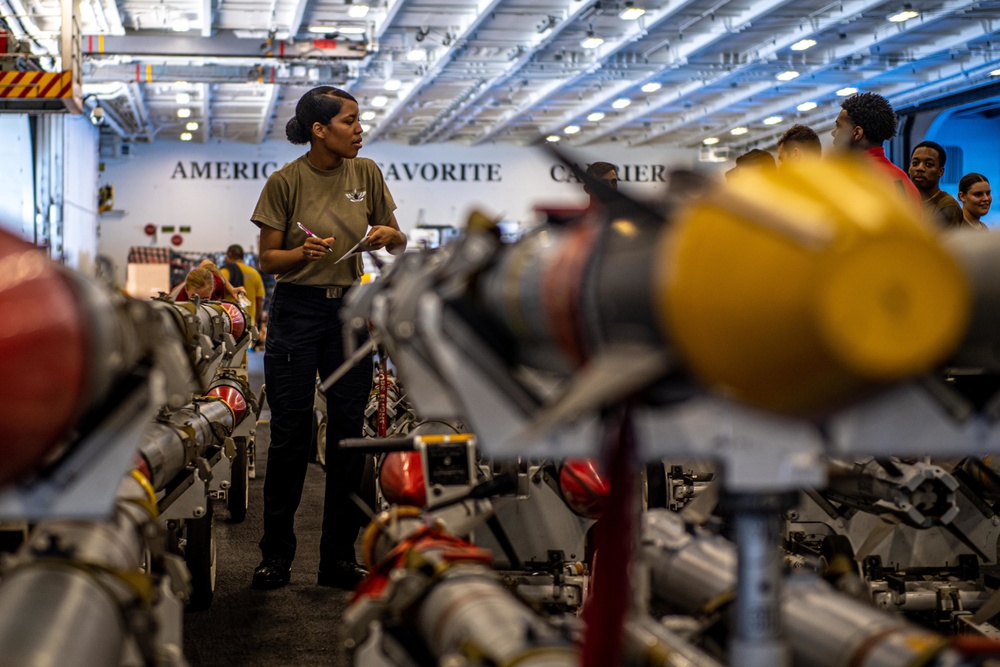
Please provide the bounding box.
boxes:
[815,234,969,380]
[658,156,970,416]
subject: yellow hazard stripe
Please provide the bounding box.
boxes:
[0,71,73,99]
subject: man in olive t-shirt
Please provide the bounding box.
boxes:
[909,141,962,229]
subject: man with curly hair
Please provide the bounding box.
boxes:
[831,92,921,208]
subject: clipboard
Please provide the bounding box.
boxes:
[334,237,375,263]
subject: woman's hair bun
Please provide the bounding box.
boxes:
[285,117,309,144]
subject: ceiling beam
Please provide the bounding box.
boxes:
[362,0,514,143]
[200,0,212,37]
[254,82,279,143]
[577,0,892,146]
[414,0,605,144]
[471,0,718,144]
[624,1,992,147]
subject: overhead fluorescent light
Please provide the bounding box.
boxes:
[730,127,748,135]
[180,132,193,141]
[308,25,333,33]
[587,112,605,122]
[790,39,816,51]
[612,97,631,109]
[641,82,661,93]
[185,121,199,131]
[580,34,604,49]
[887,9,919,22]
[619,6,645,20]
[776,70,800,81]
[992,69,1000,76]
[406,48,425,61]
[371,95,388,107]
[348,3,370,18]
[564,125,580,134]
[176,92,190,104]
[836,87,858,96]
[170,16,190,32]
[546,135,561,143]
[337,25,367,35]
[797,101,817,111]
[763,116,782,125]
[177,108,191,118]
[703,137,719,145]
[384,79,401,91]
[360,123,371,132]
[361,110,376,121]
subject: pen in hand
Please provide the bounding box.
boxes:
[296,221,334,253]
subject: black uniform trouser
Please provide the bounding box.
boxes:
[260,282,373,566]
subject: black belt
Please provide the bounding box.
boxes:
[275,282,349,299]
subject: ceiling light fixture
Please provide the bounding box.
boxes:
[703,137,719,145]
[361,110,376,120]
[185,121,199,131]
[384,79,401,91]
[776,70,800,81]
[763,116,782,125]
[177,108,191,118]
[360,123,371,132]
[337,25,368,35]
[546,135,561,143]
[170,16,190,32]
[790,39,816,51]
[347,3,370,18]
[836,87,858,96]
[641,82,661,93]
[587,112,605,122]
[180,132,193,141]
[992,69,1000,76]
[307,25,333,33]
[564,125,580,134]
[580,32,604,49]
[797,101,817,111]
[176,92,190,104]
[619,4,645,20]
[612,97,631,109]
[887,7,919,22]
[730,126,748,135]
[371,95,388,108]
[406,48,426,61]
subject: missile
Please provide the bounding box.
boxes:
[0,229,156,486]
[0,473,184,667]
[347,507,579,667]
[0,223,254,488]
[824,457,960,528]
[136,373,254,491]
[472,157,971,418]
[642,510,959,667]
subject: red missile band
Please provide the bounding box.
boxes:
[0,231,88,486]
[558,458,610,519]
[219,302,246,340]
[204,383,248,424]
[380,451,427,507]
[542,224,598,366]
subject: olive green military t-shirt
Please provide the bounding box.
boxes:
[251,155,396,287]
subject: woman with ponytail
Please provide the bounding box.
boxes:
[249,86,406,591]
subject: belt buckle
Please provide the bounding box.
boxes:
[325,287,343,299]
